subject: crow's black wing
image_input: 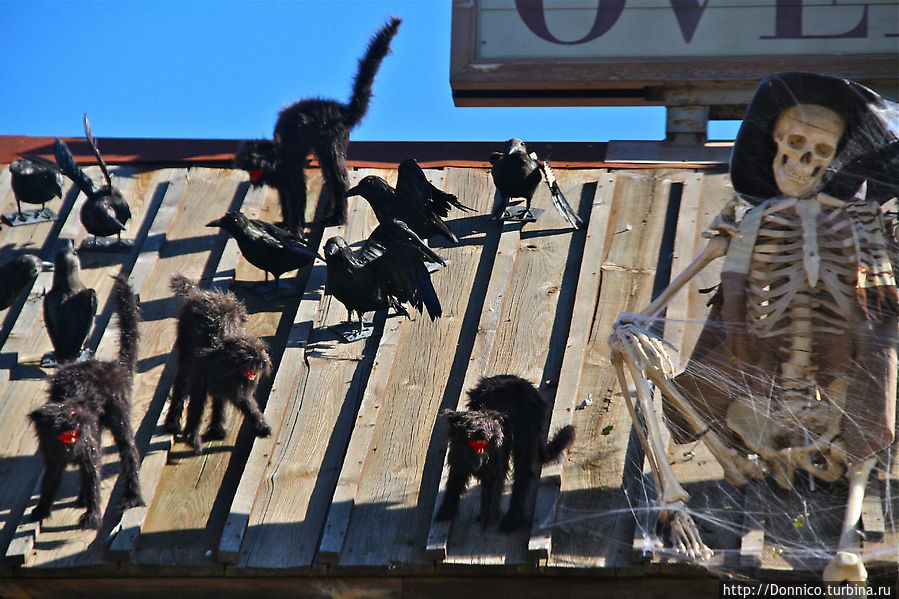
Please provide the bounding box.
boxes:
[539,160,583,229]
[55,139,95,196]
[83,113,112,187]
[397,158,473,217]
[362,224,442,319]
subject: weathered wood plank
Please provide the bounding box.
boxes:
[0,171,79,354]
[426,218,522,562]
[740,480,765,569]
[333,167,494,572]
[547,170,670,570]
[435,169,589,570]
[218,177,330,565]
[20,168,226,569]
[102,168,251,571]
[528,171,613,561]
[234,168,386,571]
[318,315,403,564]
[658,171,739,567]
[0,167,157,566]
[104,170,191,560]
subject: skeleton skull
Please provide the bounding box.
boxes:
[772,104,846,198]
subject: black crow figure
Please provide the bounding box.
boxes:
[206,211,323,289]
[0,254,49,310]
[489,138,583,228]
[55,115,132,247]
[8,155,62,221]
[43,243,97,363]
[30,274,143,529]
[435,375,576,532]
[234,17,401,232]
[324,221,444,336]
[346,158,472,244]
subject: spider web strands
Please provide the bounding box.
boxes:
[546,169,899,577]
[539,169,677,569]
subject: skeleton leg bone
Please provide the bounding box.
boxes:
[612,353,708,559]
[822,456,876,582]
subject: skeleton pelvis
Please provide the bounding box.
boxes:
[670,313,849,487]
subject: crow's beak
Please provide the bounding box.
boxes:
[206,218,223,228]
[344,185,360,198]
[40,261,54,271]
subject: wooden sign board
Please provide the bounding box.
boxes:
[451,0,899,112]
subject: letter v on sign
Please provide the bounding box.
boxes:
[669,0,710,43]
[516,0,710,45]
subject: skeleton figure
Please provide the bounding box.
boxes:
[608,73,899,581]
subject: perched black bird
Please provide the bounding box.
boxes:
[206,210,322,289]
[489,138,583,229]
[55,114,132,245]
[234,17,401,232]
[346,158,472,245]
[324,222,444,334]
[43,243,97,363]
[9,155,63,220]
[0,254,48,310]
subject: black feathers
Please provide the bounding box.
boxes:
[324,222,443,333]
[9,155,62,218]
[54,115,132,241]
[206,210,321,288]
[490,138,583,229]
[346,158,471,244]
[0,254,44,311]
[43,243,97,363]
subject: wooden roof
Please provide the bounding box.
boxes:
[0,139,895,597]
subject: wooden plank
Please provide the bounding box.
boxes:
[14,169,197,569]
[657,171,740,567]
[318,314,403,564]
[332,167,495,572]
[740,480,765,569]
[233,168,387,571]
[528,171,613,561]
[0,167,156,565]
[0,171,78,354]
[860,476,885,543]
[546,170,670,570]
[426,218,522,562]
[103,170,190,560]
[433,169,590,570]
[218,177,330,565]
[125,169,282,571]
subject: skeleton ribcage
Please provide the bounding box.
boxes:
[746,201,857,340]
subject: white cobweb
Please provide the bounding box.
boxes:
[546,73,899,583]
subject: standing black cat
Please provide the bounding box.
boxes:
[436,375,576,532]
[234,17,401,232]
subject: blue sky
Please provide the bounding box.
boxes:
[0,0,740,142]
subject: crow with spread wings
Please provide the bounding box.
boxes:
[324,220,444,337]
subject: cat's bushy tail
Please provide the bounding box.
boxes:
[346,17,401,128]
[541,425,576,464]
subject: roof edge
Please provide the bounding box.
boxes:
[0,136,729,169]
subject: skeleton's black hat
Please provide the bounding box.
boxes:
[730,72,899,204]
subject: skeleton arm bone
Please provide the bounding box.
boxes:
[639,234,729,320]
